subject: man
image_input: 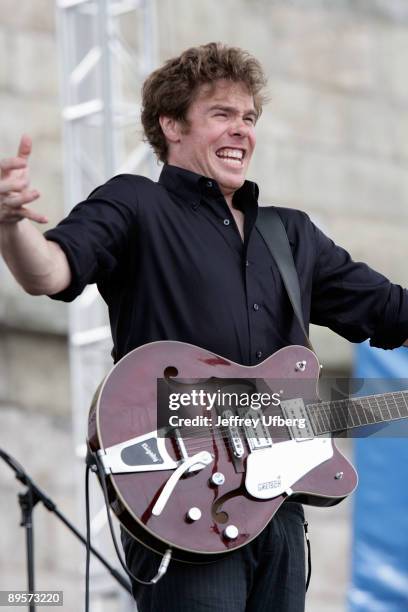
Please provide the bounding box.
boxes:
[1,43,408,611]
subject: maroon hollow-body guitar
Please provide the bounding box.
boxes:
[88,341,407,563]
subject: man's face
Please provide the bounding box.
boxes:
[165,80,257,199]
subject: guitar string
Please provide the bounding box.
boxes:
[311,398,408,419]
[161,425,293,455]
[168,397,408,450]
[152,399,294,454]
[175,406,408,454]
[142,390,408,455]
[309,396,408,434]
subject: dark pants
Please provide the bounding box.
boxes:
[122,502,307,612]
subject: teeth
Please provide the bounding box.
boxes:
[216,148,244,160]
[219,157,242,166]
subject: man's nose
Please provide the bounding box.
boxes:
[229,117,250,136]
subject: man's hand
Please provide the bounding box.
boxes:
[0,135,48,225]
[0,135,71,295]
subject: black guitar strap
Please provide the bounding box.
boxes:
[256,206,314,352]
[256,205,313,591]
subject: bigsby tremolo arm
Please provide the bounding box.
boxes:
[152,451,213,516]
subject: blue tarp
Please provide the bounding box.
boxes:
[348,342,408,611]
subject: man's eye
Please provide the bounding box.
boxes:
[245,117,256,125]
[214,113,227,118]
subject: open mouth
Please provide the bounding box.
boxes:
[215,147,246,167]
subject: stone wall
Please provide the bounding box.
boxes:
[1,1,408,610]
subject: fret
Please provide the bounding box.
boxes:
[349,399,361,427]
[366,396,382,422]
[335,400,351,430]
[360,397,375,424]
[396,393,406,418]
[390,393,403,419]
[346,397,362,427]
[368,396,381,423]
[320,402,332,431]
[335,402,349,430]
[347,399,362,427]
[307,405,323,435]
[354,398,368,425]
[345,400,356,429]
[350,398,366,425]
[402,392,408,416]
[314,404,328,435]
[364,398,376,424]
[397,391,408,417]
[330,402,346,431]
[377,396,391,422]
[381,396,392,419]
[387,394,401,420]
[361,397,372,424]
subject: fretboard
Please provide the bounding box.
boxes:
[307,390,408,436]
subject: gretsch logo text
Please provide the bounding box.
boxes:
[142,442,159,463]
[258,477,281,491]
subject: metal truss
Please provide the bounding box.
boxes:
[55,0,158,608]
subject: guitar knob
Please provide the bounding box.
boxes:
[223,525,239,540]
[295,360,307,372]
[186,507,202,522]
[210,472,225,486]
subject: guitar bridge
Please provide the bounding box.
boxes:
[173,428,207,472]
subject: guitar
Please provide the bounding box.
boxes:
[87,341,408,562]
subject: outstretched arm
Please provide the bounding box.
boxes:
[0,135,71,295]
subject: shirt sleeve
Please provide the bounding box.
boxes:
[43,174,139,302]
[309,219,408,349]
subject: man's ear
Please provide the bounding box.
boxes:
[159,116,181,143]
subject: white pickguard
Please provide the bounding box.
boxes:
[245,438,333,499]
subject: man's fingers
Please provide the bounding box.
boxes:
[0,198,47,224]
[0,178,29,194]
[1,190,40,207]
[0,157,27,175]
[19,206,48,224]
[1,207,48,224]
[17,134,32,160]
[0,137,39,224]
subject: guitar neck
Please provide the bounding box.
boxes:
[306,390,408,435]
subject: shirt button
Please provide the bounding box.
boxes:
[223,219,230,226]
[246,260,250,267]
[192,202,199,210]
[206,180,213,188]
[256,350,263,359]
[253,303,259,311]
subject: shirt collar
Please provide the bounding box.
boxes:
[158,164,259,211]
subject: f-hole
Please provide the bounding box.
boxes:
[164,366,178,379]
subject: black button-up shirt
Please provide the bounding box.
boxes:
[45,164,408,363]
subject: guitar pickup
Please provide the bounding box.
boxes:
[242,410,273,451]
[280,398,314,441]
[222,410,245,457]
